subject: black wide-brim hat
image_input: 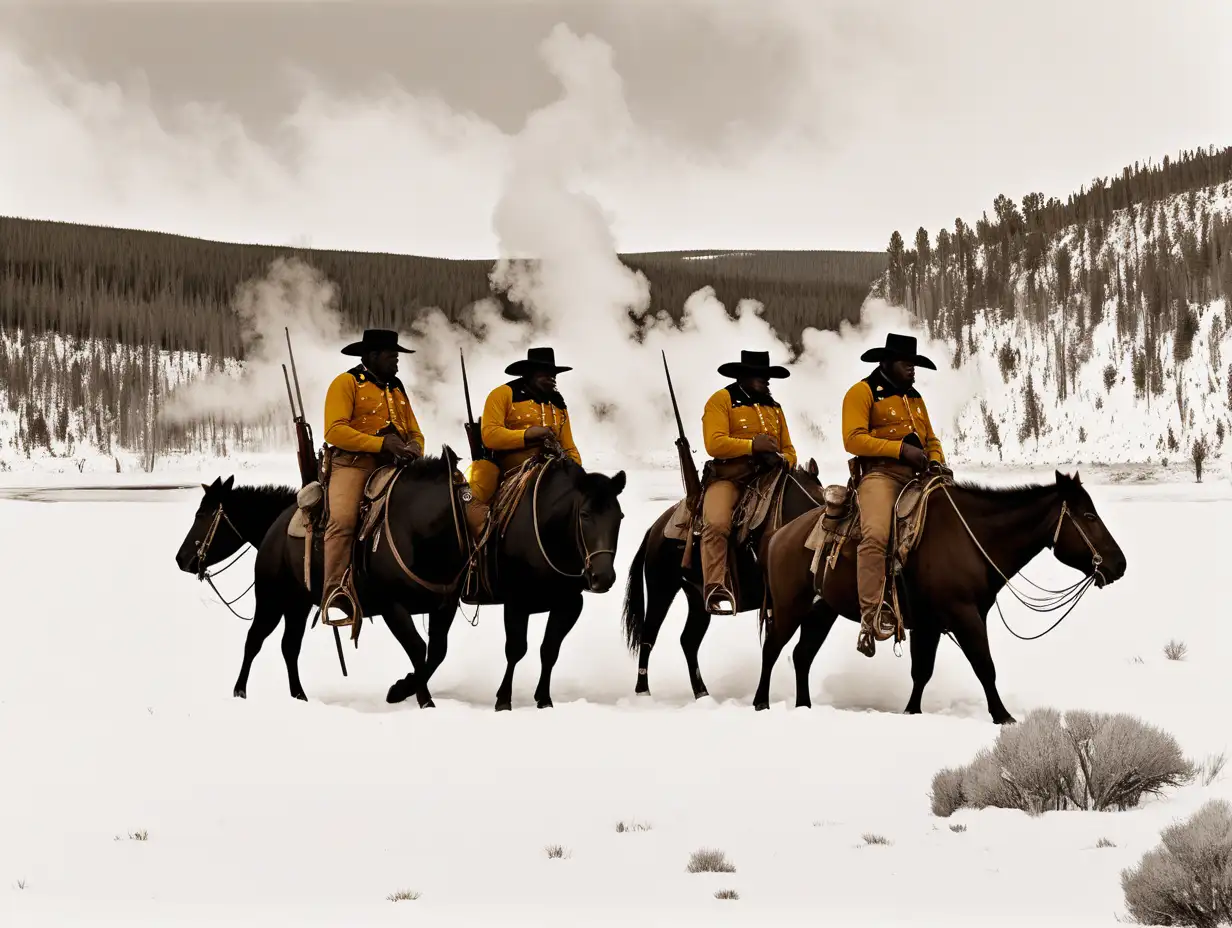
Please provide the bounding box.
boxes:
[341,328,415,357]
[860,332,936,370]
[717,349,790,380]
[505,346,573,377]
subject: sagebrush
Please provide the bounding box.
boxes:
[1120,799,1232,927]
[929,707,1195,816]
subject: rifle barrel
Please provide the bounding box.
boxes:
[284,327,307,420]
[282,364,297,416]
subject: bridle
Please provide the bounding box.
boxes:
[192,502,255,620]
[940,486,1107,642]
[531,455,617,582]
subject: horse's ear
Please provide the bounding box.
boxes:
[1073,468,1082,485]
[201,483,212,494]
[806,457,818,478]
[222,475,235,491]
[611,471,626,496]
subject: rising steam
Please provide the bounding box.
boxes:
[160,23,987,473]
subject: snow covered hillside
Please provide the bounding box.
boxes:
[884,182,1232,474]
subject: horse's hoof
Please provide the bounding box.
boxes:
[634,682,650,695]
[693,688,709,700]
[754,702,769,711]
[903,707,922,715]
[293,692,307,702]
[419,698,436,709]
[495,701,512,712]
[994,714,1018,726]
[386,677,415,704]
[536,698,553,709]
[233,688,246,699]
[795,702,812,710]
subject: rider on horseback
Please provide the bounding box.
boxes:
[320,328,424,626]
[699,350,796,615]
[841,332,950,657]
[463,347,581,539]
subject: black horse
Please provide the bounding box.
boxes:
[620,459,825,699]
[175,450,473,707]
[404,453,626,711]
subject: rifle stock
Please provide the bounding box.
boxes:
[662,351,701,502]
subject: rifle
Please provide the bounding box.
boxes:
[460,348,490,464]
[283,327,318,487]
[662,350,701,502]
[283,329,347,677]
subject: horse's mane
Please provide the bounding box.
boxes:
[949,478,1058,510]
[551,457,623,505]
[400,452,455,480]
[226,483,298,521]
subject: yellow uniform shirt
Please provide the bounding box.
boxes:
[323,365,425,455]
[702,384,797,469]
[841,369,945,463]
[481,379,581,469]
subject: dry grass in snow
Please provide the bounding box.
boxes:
[1120,798,1232,927]
[714,888,739,900]
[386,889,420,902]
[544,844,571,860]
[1164,639,1189,661]
[929,707,1195,816]
[687,849,735,873]
[615,819,652,833]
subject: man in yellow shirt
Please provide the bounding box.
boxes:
[699,349,796,615]
[463,347,580,539]
[320,328,424,625]
[840,332,948,657]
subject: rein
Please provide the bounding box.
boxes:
[194,503,256,621]
[378,464,475,596]
[939,487,1105,641]
[531,456,616,580]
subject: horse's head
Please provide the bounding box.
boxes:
[575,468,627,594]
[175,475,243,577]
[1053,469,1126,587]
[792,457,825,497]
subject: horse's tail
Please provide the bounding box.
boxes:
[621,528,650,654]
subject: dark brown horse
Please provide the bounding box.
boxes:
[752,470,1127,724]
[621,460,825,699]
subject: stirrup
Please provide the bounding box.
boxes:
[873,603,899,642]
[320,585,359,628]
[704,585,736,616]
[855,620,876,658]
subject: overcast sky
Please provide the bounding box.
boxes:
[1,0,1229,257]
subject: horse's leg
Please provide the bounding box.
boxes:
[412,604,458,709]
[278,589,314,701]
[790,600,838,709]
[679,583,712,700]
[948,607,1016,725]
[233,573,285,699]
[383,600,431,707]
[635,548,682,696]
[533,592,583,709]
[495,605,530,712]
[903,623,942,715]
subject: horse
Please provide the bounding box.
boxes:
[620,458,825,700]
[174,450,473,707]
[752,469,1128,724]
[409,453,626,711]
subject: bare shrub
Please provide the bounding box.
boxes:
[615,820,652,833]
[1198,752,1228,786]
[714,889,739,900]
[544,844,570,860]
[1096,837,1117,848]
[862,833,891,846]
[1121,799,1232,927]
[929,766,966,817]
[687,848,735,873]
[949,823,968,833]
[14,878,27,890]
[931,707,1194,816]
[387,890,420,902]
[1164,639,1188,661]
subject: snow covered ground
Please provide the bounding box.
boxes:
[1,464,1228,927]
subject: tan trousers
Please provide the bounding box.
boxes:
[855,460,915,623]
[700,478,745,596]
[322,450,379,615]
